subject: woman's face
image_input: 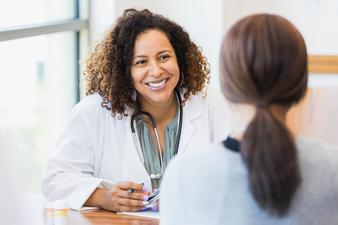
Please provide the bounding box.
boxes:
[130,29,180,107]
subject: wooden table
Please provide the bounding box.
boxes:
[67,210,158,225]
[16,194,159,225]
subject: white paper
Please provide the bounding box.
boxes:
[118,210,159,219]
[78,206,99,211]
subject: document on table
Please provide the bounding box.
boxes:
[79,206,99,211]
[118,210,159,219]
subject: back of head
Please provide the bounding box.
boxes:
[220,14,308,216]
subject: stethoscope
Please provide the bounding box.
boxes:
[130,90,183,180]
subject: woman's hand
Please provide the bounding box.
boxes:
[85,182,150,212]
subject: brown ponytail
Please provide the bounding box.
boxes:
[241,107,300,216]
[220,14,308,216]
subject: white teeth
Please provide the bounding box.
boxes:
[147,79,167,88]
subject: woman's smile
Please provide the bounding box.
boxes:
[146,78,169,90]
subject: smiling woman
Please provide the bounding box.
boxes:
[42,8,232,213]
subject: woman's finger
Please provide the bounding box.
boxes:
[116,181,144,192]
[118,197,148,207]
[117,191,149,201]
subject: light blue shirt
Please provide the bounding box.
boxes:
[160,136,338,225]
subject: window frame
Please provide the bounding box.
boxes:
[0,0,88,102]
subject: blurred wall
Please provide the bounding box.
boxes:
[0,128,20,224]
[287,87,338,146]
[222,0,338,55]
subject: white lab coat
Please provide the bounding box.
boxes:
[41,87,231,210]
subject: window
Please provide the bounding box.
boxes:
[0,0,89,192]
[0,0,77,28]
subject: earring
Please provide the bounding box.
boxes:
[131,89,137,101]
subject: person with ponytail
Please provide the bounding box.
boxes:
[160,14,338,225]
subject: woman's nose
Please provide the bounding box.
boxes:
[149,61,163,77]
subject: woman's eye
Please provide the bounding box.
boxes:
[159,55,170,61]
[134,59,146,65]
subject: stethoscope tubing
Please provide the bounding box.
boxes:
[130,90,183,179]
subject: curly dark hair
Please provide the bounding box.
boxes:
[84,8,210,117]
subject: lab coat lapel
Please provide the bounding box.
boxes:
[177,94,203,155]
